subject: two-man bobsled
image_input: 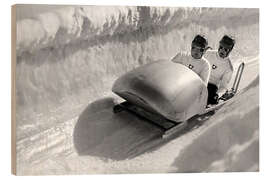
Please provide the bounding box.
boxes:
[112,59,244,137]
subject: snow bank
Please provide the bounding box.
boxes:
[16,5,259,55]
[16,5,179,53]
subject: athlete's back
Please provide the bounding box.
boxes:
[172,52,211,85]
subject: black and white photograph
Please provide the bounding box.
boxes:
[12,4,259,175]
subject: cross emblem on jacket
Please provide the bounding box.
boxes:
[188,64,194,69]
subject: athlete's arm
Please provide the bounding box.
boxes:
[200,61,211,85]
[219,66,233,92]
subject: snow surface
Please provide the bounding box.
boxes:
[16,71,259,175]
[14,5,259,174]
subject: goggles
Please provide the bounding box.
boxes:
[192,46,205,53]
[218,45,231,53]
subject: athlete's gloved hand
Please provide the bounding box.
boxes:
[220,89,235,101]
[213,94,219,104]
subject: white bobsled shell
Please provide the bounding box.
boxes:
[112,60,208,122]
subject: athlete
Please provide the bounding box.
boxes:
[171,35,211,85]
[204,35,235,105]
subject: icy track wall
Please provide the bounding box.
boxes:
[15,5,259,120]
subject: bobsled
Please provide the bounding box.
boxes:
[112,59,208,123]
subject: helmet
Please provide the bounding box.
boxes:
[192,35,208,49]
[220,35,235,49]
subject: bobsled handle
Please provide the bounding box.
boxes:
[232,62,245,93]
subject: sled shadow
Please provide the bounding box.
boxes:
[73,97,163,161]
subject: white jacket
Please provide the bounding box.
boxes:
[171,52,211,85]
[204,50,233,92]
